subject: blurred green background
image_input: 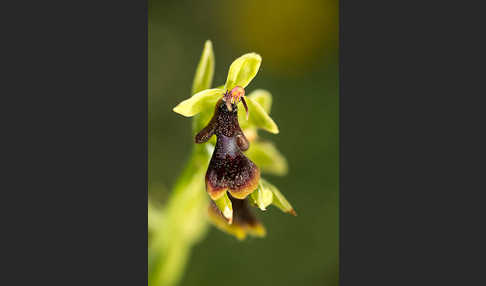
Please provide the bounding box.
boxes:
[149,0,338,285]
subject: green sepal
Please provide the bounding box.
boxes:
[246,140,288,176]
[250,180,274,211]
[248,89,272,113]
[237,95,279,134]
[173,88,223,117]
[224,53,262,91]
[192,40,215,94]
[213,192,233,223]
[260,178,296,215]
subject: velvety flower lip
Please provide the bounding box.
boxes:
[196,99,260,201]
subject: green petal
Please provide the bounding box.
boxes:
[173,88,223,117]
[250,181,273,211]
[261,178,296,215]
[247,89,272,114]
[213,192,233,223]
[192,40,215,94]
[238,96,279,134]
[224,53,262,90]
[246,140,288,176]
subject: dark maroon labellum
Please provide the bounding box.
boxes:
[195,99,260,200]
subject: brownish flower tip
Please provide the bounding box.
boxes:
[195,99,260,200]
[207,165,260,200]
[289,209,298,216]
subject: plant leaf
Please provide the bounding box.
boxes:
[238,96,279,134]
[224,53,262,90]
[192,40,215,94]
[246,140,288,176]
[173,88,223,117]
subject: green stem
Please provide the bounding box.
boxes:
[148,144,212,286]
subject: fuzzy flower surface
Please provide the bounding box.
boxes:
[172,40,295,239]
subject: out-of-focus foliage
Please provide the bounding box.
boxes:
[220,0,338,75]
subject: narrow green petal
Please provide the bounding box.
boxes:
[214,192,233,223]
[246,140,288,176]
[224,53,262,90]
[192,40,215,94]
[238,96,279,134]
[261,178,296,215]
[173,88,223,117]
[247,89,272,114]
[250,181,273,211]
